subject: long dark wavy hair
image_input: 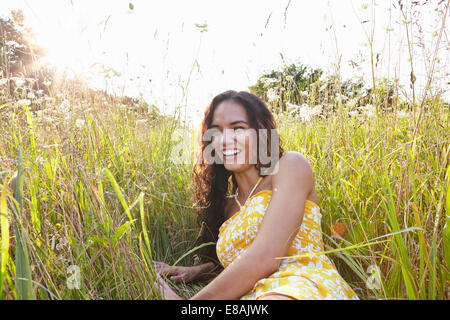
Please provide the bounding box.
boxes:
[192,90,285,263]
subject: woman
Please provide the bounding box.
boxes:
[154,90,358,300]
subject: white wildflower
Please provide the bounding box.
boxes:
[297,103,322,122]
[348,110,359,117]
[300,90,309,97]
[11,77,25,87]
[396,110,409,119]
[27,92,36,99]
[0,78,8,86]
[136,119,148,125]
[75,119,85,128]
[17,99,31,106]
[348,98,358,108]
[285,75,294,82]
[58,99,70,111]
[6,40,20,47]
[313,104,323,114]
[261,77,278,86]
[359,104,376,117]
[43,116,55,123]
[43,80,52,87]
[336,93,348,102]
[319,82,328,91]
[266,88,280,102]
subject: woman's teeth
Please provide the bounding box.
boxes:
[223,149,241,156]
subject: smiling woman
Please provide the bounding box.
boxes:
[154,90,359,300]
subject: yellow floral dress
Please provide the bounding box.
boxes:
[216,190,359,300]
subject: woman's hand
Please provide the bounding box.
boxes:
[153,261,202,283]
[155,272,184,300]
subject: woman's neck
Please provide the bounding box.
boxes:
[232,167,261,200]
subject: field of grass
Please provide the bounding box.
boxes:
[0,91,448,300]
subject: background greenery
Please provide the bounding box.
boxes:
[0,4,449,300]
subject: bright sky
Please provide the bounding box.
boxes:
[1,0,448,126]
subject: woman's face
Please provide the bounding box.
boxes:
[209,100,258,172]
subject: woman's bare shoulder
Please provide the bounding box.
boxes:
[275,151,313,176]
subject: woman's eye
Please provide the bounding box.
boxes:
[234,126,245,132]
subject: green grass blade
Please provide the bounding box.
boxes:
[13,148,35,299]
[0,176,11,299]
[101,168,136,228]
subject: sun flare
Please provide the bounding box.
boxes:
[35,24,95,78]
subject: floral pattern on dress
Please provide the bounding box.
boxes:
[216,191,359,300]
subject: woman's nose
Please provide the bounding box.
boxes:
[222,128,236,146]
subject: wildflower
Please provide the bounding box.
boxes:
[75,119,85,128]
[313,104,323,114]
[336,93,349,102]
[58,99,70,111]
[359,104,376,118]
[6,40,20,47]
[285,75,294,82]
[17,99,31,106]
[261,77,278,86]
[43,116,55,122]
[300,90,309,97]
[11,77,25,87]
[266,88,280,102]
[297,103,322,122]
[287,102,300,110]
[396,110,409,119]
[136,119,148,125]
[0,78,8,86]
[43,80,52,87]
[348,110,359,117]
[348,98,358,109]
[27,92,36,99]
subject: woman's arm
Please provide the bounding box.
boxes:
[154,261,217,283]
[190,152,314,300]
[154,261,218,300]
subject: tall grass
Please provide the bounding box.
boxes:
[278,106,449,299]
[0,0,449,300]
[0,91,448,299]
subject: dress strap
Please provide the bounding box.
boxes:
[234,176,263,209]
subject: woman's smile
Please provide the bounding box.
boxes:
[222,149,242,157]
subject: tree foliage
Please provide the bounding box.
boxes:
[0,10,46,78]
